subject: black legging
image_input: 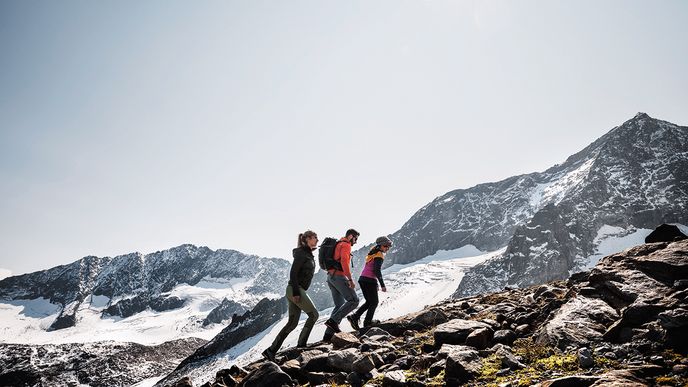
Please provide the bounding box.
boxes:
[353,279,379,324]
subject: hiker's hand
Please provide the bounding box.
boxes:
[381,287,387,292]
[293,296,301,303]
[348,280,356,289]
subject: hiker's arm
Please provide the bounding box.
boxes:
[289,252,305,298]
[340,243,353,280]
[373,257,385,288]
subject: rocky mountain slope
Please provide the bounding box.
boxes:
[167,235,688,387]
[352,113,687,298]
[0,337,206,387]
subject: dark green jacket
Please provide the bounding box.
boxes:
[289,246,316,298]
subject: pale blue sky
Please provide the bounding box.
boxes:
[1,0,687,275]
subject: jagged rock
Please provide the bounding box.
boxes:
[429,359,445,377]
[434,319,492,345]
[392,355,414,370]
[228,365,249,379]
[465,327,493,349]
[352,354,376,374]
[578,347,594,369]
[238,361,292,387]
[537,296,618,349]
[361,327,392,339]
[494,345,525,370]
[279,360,301,381]
[645,224,687,243]
[444,345,481,384]
[331,332,359,349]
[326,348,359,372]
[302,353,330,372]
[410,308,449,327]
[296,349,326,366]
[382,370,406,387]
[493,329,517,345]
[658,308,688,328]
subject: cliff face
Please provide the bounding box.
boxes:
[168,237,688,386]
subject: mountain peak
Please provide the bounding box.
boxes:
[633,112,650,120]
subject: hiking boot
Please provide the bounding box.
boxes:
[363,319,380,328]
[347,315,360,330]
[324,319,341,333]
[322,331,334,342]
[261,347,276,362]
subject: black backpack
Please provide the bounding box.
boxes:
[318,237,344,271]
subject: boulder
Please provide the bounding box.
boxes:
[444,345,481,384]
[326,348,359,372]
[410,308,449,327]
[578,347,594,369]
[465,327,493,349]
[493,329,517,345]
[331,331,360,349]
[361,327,392,339]
[536,296,618,349]
[352,354,376,374]
[644,224,687,243]
[237,361,293,387]
[382,370,406,387]
[434,319,492,345]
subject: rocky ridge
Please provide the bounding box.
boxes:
[167,237,688,387]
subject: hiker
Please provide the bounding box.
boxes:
[262,230,319,362]
[323,228,360,340]
[347,236,391,329]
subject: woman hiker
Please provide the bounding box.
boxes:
[347,236,392,330]
[262,230,320,362]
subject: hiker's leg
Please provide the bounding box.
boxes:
[295,290,319,347]
[324,274,344,337]
[269,286,301,352]
[364,285,379,325]
[329,275,359,323]
[352,280,372,319]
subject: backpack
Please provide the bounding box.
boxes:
[318,237,344,271]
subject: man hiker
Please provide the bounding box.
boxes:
[323,228,360,341]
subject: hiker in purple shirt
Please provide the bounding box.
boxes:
[347,236,392,329]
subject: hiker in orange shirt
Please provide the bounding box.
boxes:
[323,228,360,341]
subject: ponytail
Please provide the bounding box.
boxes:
[297,230,318,248]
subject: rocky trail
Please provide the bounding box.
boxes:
[165,237,688,387]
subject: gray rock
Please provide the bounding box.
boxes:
[382,370,406,387]
[331,332,359,349]
[352,354,376,374]
[362,327,392,339]
[658,308,688,329]
[578,347,594,368]
[465,327,493,349]
[493,329,517,345]
[237,362,293,387]
[327,348,359,372]
[444,345,481,383]
[536,296,618,349]
[410,308,449,327]
[495,345,525,370]
[434,319,492,345]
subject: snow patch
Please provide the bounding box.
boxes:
[583,225,653,269]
